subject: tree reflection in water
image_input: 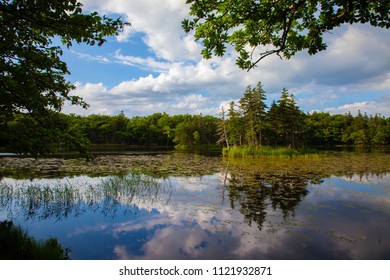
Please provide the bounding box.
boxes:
[223,154,390,231]
[227,173,309,230]
[1,153,390,259]
[1,168,314,234]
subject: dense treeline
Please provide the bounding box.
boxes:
[306,111,390,147]
[0,83,389,156]
[76,112,219,146]
[0,112,220,155]
[220,82,390,149]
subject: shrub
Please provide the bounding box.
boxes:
[0,221,69,260]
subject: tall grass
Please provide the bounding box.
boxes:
[0,221,69,260]
[98,173,164,205]
[223,146,319,158]
[0,173,171,220]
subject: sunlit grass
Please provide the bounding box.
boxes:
[223,146,319,158]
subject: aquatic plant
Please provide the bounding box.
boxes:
[223,146,318,158]
[0,221,69,260]
[0,173,171,221]
[98,173,167,207]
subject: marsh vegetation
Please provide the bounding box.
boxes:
[1,151,389,259]
[0,221,69,260]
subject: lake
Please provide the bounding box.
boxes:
[1,151,390,259]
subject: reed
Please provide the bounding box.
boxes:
[98,173,163,204]
[0,221,69,259]
[1,173,171,221]
[223,146,319,158]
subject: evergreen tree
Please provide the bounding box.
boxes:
[227,101,244,146]
[238,82,267,146]
[268,88,305,147]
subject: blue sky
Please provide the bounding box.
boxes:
[61,0,390,117]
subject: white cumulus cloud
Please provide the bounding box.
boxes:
[68,0,390,117]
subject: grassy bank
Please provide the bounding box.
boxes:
[0,221,69,260]
[223,146,318,158]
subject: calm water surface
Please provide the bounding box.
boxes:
[1,153,390,259]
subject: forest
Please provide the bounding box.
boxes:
[0,83,389,156]
[218,83,390,149]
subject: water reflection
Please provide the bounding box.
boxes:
[106,174,390,260]
[1,154,390,259]
[0,174,172,221]
[227,175,310,230]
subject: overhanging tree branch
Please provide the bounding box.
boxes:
[183,0,389,70]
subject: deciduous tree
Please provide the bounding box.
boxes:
[0,0,127,155]
[183,0,389,70]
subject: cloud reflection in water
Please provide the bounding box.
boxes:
[1,171,390,259]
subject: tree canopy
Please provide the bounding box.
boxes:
[0,100,389,154]
[217,82,389,149]
[0,0,127,155]
[182,0,390,70]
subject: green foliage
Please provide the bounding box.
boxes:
[268,88,306,147]
[0,221,69,259]
[239,82,267,146]
[0,106,388,155]
[223,146,317,158]
[0,112,220,152]
[219,82,390,152]
[3,112,90,157]
[306,111,390,147]
[183,0,390,69]
[173,114,219,147]
[0,0,128,154]
[221,104,241,148]
[220,84,306,148]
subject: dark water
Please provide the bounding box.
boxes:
[1,153,390,259]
